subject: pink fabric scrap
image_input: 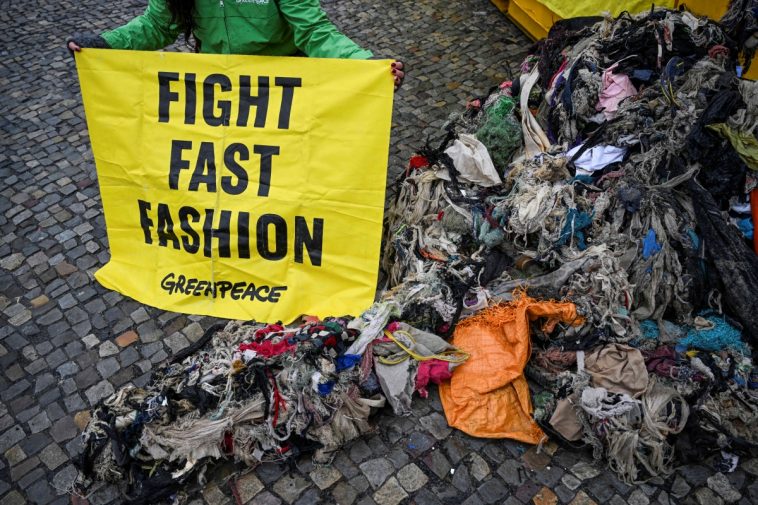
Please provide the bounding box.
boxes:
[415,359,453,398]
[596,64,637,119]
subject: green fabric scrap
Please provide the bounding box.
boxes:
[706,123,758,171]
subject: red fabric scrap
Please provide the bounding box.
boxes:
[467,99,481,110]
[708,45,729,59]
[239,339,295,357]
[267,369,287,428]
[254,323,285,341]
[222,431,234,455]
[386,322,401,332]
[415,359,453,398]
[409,155,430,170]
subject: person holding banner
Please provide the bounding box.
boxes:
[67,0,405,88]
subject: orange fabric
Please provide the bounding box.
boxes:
[439,295,582,443]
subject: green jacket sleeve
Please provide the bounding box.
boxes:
[101,0,181,51]
[277,0,373,59]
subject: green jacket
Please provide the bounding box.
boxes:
[101,0,373,59]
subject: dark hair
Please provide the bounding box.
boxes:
[166,0,196,47]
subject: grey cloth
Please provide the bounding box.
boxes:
[374,359,416,417]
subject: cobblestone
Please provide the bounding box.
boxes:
[39,443,68,470]
[95,357,119,378]
[235,473,264,503]
[309,466,341,490]
[49,416,77,443]
[4,446,26,466]
[469,452,490,481]
[272,475,310,504]
[571,462,602,481]
[405,431,436,458]
[332,482,358,505]
[360,458,395,490]
[27,412,51,434]
[478,477,509,504]
[452,465,472,493]
[420,412,452,440]
[373,477,407,505]
[708,473,742,503]
[497,459,527,487]
[85,380,115,405]
[397,463,428,493]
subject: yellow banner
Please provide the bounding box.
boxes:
[76,49,393,323]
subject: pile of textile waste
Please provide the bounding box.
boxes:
[380,4,758,484]
[73,317,467,503]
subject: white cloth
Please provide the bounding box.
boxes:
[567,143,626,172]
[441,133,502,187]
[520,67,551,159]
[581,387,640,419]
[345,302,399,356]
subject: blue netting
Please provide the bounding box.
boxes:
[680,314,749,354]
[640,320,660,339]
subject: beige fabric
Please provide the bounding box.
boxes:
[585,344,649,398]
[549,397,584,441]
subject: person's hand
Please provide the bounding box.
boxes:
[392,61,405,90]
[66,34,110,56]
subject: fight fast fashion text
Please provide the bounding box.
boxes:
[140,73,323,267]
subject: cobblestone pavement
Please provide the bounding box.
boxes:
[1,1,757,504]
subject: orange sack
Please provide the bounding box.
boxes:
[439,295,582,443]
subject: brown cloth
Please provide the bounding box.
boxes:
[440,295,583,443]
[550,343,649,441]
[549,397,584,441]
[585,343,649,398]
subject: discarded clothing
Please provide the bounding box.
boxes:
[75,316,427,501]
[374,359,415,417]
[566,143,626,172]
[372,322,467,415]
[585,343,649,397]
[415,359,454,398]
[442,133,502,187]
[707,123,758,170]
[596,64,638,119]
